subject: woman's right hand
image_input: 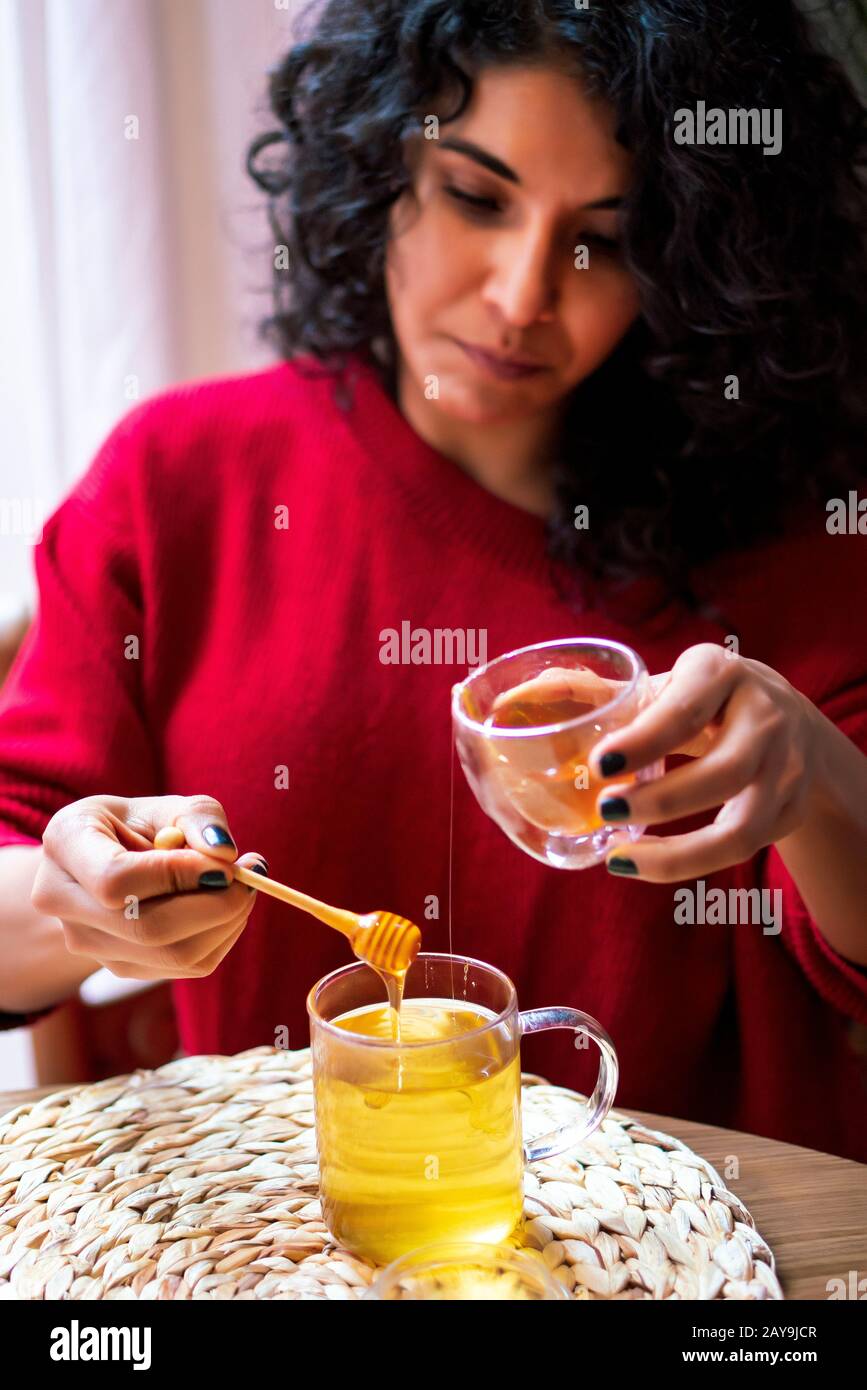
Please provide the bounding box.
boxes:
[31,794,267,981]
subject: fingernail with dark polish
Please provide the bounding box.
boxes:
[203,824,235,850]
[599,751,627,777]
[247,861,269,891]
[606,856,639,876]
[199,870,230,890]
[600,796,630,822]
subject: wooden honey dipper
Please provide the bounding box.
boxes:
[153,825,422,973]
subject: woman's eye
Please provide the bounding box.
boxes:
[578,231,622,256]
[443,184,501,214]
[441,184,622,257]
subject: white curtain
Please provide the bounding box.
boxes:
[0,0,301,604]
[0,0,302,1087]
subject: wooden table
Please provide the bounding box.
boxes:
[1,1084,864,1300]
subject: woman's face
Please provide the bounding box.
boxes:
[385,63,640,425]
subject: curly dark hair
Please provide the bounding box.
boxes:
[246,0,866,619]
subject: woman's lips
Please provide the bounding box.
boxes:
[453,339,547,380]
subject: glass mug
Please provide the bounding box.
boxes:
[307,953,619,1265]
[452,637,664,869]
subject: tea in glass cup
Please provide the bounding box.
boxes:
[452,637,663,869]
[307,953,618,1264]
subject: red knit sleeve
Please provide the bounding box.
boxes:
[0,408,160,1029]
[760,681,867,1028]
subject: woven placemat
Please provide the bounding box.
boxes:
[0,1046,782,1301]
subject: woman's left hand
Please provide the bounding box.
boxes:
[496,641,867,960]
[589,643,821,881]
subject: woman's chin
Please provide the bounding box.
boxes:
[435,375,545,426]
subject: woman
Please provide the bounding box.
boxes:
[1,0,865,1161]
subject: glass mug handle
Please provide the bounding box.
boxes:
[519,1008,619,1163]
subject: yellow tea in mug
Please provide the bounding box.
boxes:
[313,998,524,1264]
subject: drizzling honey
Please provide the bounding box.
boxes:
[349,910,422,1047]
[380,967,406,1045]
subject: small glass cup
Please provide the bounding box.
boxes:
[452,637,663,869]
[364,1241,570,1300]
[307,953,618,1265]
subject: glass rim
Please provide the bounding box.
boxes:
[450,636,645,738]
[305,951,518,1049]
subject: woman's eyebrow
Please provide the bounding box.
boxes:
[436,137,623,209]
[438,136,520,183]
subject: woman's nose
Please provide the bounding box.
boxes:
[480,222,559,328]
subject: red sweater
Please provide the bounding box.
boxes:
[2,356,866,1161]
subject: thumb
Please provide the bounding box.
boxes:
[170,796,239,862]
[44,795,244,906]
